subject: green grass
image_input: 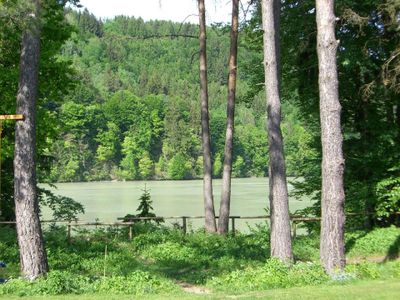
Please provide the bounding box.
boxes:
[1,279,399,299]
[0,224,399,297]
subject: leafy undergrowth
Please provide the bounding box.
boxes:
[346,226,400,259]
[0,223,399,296]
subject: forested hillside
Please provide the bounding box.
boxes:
[1,2,398,225]
[1,0,400,291]
[48,9,311,182]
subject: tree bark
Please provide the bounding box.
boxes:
[14,0,48,280]
[316,0,346,273]
[261,0,293,263]
[198,0,217,233]
[218,0,239,234]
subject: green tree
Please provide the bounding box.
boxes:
[139,152,154,179]
[96,121,121,173]
[136,185,154,218]
[120,135,140,180]
[168,153,191,180]
[123,185,162,224]
[232,155,245,178]
[213,154,223,178]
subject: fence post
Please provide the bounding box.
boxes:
[291,221,297,239]
[231,217,236,236]
[67,223,71,244]
[129,225,133,241]
[182,217,187,234]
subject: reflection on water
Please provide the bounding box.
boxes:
[40,178,312,231]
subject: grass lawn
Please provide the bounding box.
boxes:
[1,279,399,300]
[1,225,399,298]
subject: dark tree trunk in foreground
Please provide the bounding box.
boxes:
[198,0,217,233]
[261,0,293,263]
[14,0,48,279]
[218,0,239,234]
[316,0,346,273]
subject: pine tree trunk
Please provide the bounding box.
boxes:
[198,0,217,233]
[14,0,48,280]
[316,0,346,273]
[218,0,239,234]
[261,0,293,263]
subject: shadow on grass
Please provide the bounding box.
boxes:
[344,230,369,255]
[131,233,271,284]
[384,234,400,261]
[39,227,271,285]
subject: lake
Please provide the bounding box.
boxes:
[41,178,312,231]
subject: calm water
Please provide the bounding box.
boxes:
[41,178,312,231]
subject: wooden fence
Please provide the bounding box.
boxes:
[1,212,399,242]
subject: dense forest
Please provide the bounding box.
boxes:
[0,1,398,223]
[45,9,311,183]
[0,0,399,286]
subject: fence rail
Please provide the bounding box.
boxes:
[1,212,399,242]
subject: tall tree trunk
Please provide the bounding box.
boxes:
[316,0,346,273]
[198,0,217,233]
[218,0,239,234]
[14,0,48,280]
[261,0,293,263]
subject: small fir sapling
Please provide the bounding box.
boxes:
[124,185,163,223]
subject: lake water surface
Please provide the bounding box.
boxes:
[41,178,312,231]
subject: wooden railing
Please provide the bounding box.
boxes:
[1,212,399,242]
